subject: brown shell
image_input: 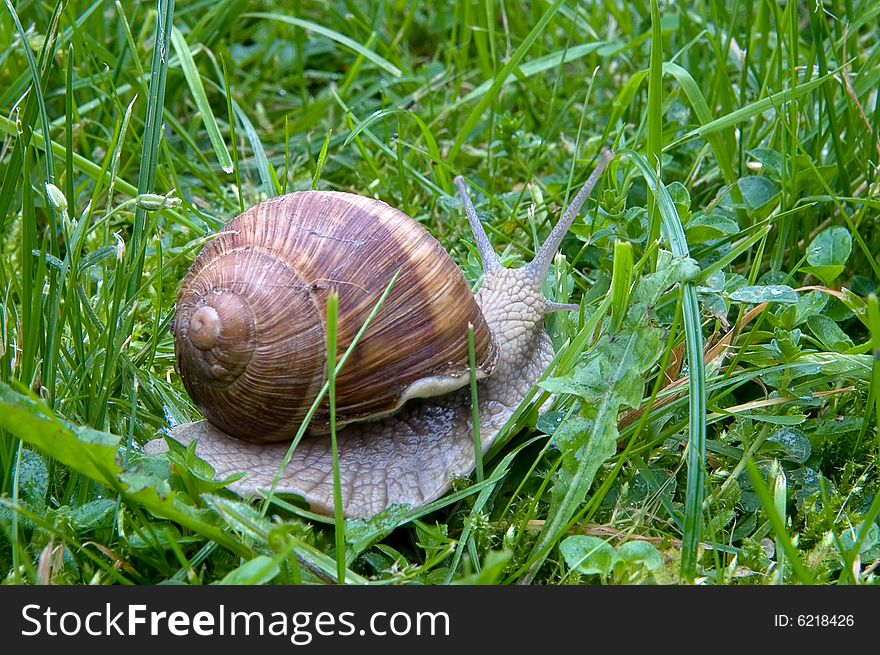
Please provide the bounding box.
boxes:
[173,191,498,443]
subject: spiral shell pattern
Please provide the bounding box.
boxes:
[173,191,497,443]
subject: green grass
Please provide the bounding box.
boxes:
[1,0,879,585]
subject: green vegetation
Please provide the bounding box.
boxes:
[1,0,879,585]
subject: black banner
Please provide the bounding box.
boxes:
[0,585,873,651]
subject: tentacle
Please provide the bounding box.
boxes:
[524,150,614,285]
[454,176,502,274]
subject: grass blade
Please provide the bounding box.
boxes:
[126,0,176,300]
[669,71,833,147]
[259,272,401,516]
[170,27,234,173]
[245,13,401,77]
[468,323,484,483]
[621,149,706,582]
[744,458,814,583]
[646,0,662,265]
[325,292,346,584]
[312,130,333,190]
[447,0,567,164]
[230,100,277,199]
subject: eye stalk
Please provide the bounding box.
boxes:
[453,175,502,275]
[454,150,615,287]
[525,150,614,283]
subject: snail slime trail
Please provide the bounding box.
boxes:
[146,151,614,518]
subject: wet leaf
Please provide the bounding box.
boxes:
[202,495,273,542]
[802,226,851,286]
[346,504,412,555]
[454,550,512,584]
[794,290,828,325]
[806,315,853,352]
[766,427,812,464]
[685,213,739,243]
[17,450,48,504]
[165,439,243,493]
[536,411,566,435]
[71,499,117,531]
[699,291,729,321]
[800,265,844,287]
[536,264,670,570]
[730,285,799,304]
[560,535,615,575]
[747,148,783,180]
[0,382,253,558]
[0,385,119,486]
[806,226,852,267]
[615,540,662,570]
[737,176,780,213]
[631,250,702,307]
[216,555,280,585]
[667,181,692,222]
[839,522,880,560]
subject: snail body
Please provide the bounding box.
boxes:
[148,152,613,519]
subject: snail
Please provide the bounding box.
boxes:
[146,151,613,519]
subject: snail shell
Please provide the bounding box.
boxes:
[173,191,498,443]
